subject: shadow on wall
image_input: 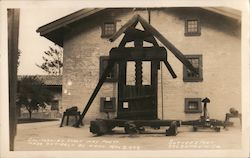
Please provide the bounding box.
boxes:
[159,7,241,38]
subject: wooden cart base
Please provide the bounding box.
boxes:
[181,119,233,132]
[90,119,180,136]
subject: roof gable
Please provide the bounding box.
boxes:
[37,7,240,47]
[110,14,198,73]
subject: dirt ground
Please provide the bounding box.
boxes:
[14,120,242,151]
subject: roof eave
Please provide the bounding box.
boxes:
[203,7,241,20]
[36,8,106,46]
[37,7,241,47]
[36,8,105,35]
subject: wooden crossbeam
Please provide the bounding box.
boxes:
[109,47,167,61]
[118,27,159,48]
[109,14,139,42]
[125,27,152,40]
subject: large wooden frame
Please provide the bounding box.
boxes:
[75,14,197,128]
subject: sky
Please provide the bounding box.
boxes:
[18,7,80,75]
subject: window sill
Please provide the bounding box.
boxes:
[183,78,203,82]
[101,34,114,38]
[184,32,201,36]
[185,110,202,113]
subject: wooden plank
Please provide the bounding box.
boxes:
[118,27,153,47]
[151,60,158,119]
[117,110,157,119]
[118,84,157,120]
[118,34,130,47]
[137,15,198,74]
[100,118,181,127]
[8,9,20,151]
[117,61,126,112]
[124,27,152,41]
[109,47,167,61]
[109,14,139,42]
[163,60,177,78]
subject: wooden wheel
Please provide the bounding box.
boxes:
[166,121,178,136]
[124,121,138,134]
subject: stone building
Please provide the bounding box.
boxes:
[37,7,241,123]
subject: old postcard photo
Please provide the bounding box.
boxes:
[0,0,249,158]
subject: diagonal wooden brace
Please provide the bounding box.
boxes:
[163,60,177,78]
[74,60,115,127]
[138,15,198,75]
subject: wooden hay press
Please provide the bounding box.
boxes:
[74,14,198,136]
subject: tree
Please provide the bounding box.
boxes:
[36,46,63,75]
[16,76,53,119]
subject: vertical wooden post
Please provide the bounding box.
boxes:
[8,9,20,151]
[117,61,126,116]
[151,60,158,119]
[134,40,143,87]
[135,61,142,86]
[147,8,151,24]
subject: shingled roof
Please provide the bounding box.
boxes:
[18,75,62,86]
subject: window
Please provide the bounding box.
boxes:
[183,55,203,82]
[101,22,116,38]
[184,98,202,113]
[100,97,116,112]
[99,56,117,82]
[185,19,201,36]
